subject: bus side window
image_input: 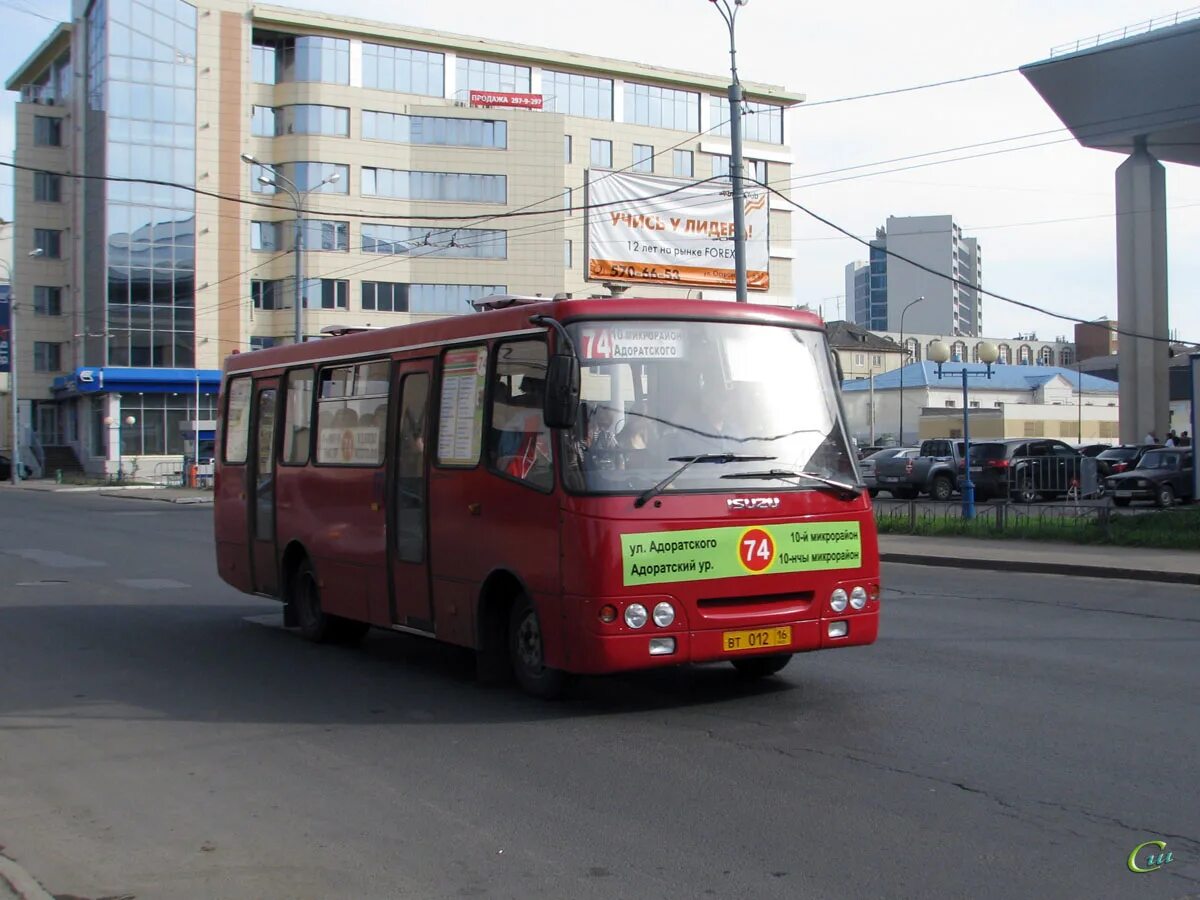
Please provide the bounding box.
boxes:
[282,368,314,465]
[488,338,552,490]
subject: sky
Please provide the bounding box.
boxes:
[2,0,1198,344]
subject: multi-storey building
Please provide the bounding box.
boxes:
[846,215,983,337]
[5,0,802,477]
[877,330,1076,370]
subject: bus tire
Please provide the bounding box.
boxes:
[509,594,570,699]
[293,558,337,643]
[731,653,792,679]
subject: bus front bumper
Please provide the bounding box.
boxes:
[562,611,879,675]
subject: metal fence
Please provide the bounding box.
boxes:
[976,455,1103,502]
[873,496,1116,538]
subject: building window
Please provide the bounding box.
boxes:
[33,286,62,316]
[564,134,572,163]
[252,279,288,310]
[33,342,63,372]
[122,392,218,457]
[542,70,613,120]
[944,400,955,408]
[253,33,349,85]
[361,281,408,312]
[302,278,348,310]
[361,224,506,259]
[34,172,62,202]
[711,97,784,144]
[714,155,767,183]
[673,150,693,178]
[871,354,882,367]
[251,105,276,136]
[1018,344,1033,365]
[362,42,444,96]
[624,83,699,132]
[34,229,62,258]
[1060,348,1074,366]
[362,283,506,315]
[251,162,348,194]
[969,401,981,408]
[562,187,572,213]
[299,219,349,252]
[1038,346,1054,365]
[951,341,967,362]
[456,57,530,93]
[33,115,62,146]
[997,343,1012,365]
[564,240,573,268]
[275,104,350,137]
[362,111,506,148]
[361,167,506,203]
[251,221,282,251]
[249,336,280,351]
[632,143,654,173]
[590,138,612,168]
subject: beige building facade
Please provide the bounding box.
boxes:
[6,0,802,477]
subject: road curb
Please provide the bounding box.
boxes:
[0,854,54,900]
[881,552,1200,585]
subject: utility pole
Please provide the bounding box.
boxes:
[708,0,751,301]
[241,156,340,343]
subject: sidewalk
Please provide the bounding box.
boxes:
[880,534,1200,585]
[0,479,212,504]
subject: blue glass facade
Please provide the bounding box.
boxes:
[868,242,888,331]
[87,0,197,369]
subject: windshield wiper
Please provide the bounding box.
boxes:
[633,453,776,508]
[721,469,863,497]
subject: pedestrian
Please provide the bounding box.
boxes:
[1165,430,1178,447]
[1181,431,1192,447]
[1143,430,1157,445]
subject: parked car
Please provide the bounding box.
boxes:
[873,438,965,500]
[0,454,33,480]
[861,447,919,497]
[857,444,892,461]
[1105,448,1194,507]
[1074,443,1112,458]
[968,439,1085,503]
[1096,444,1164,477]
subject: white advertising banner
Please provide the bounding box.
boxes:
[586,170,769,291]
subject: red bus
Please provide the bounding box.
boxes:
[214,296,879,696]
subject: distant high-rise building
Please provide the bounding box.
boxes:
[846,215,982,337]
[1074,317,1118,362]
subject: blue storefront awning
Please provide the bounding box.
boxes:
[53,367,223,397]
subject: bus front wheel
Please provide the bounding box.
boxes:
[731,653,792,679]
[509,595,570,699]
[292,559,368,645]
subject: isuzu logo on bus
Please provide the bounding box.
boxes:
[727,497,780,510]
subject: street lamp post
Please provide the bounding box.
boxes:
[928,339,998,520]
[707,0,751,301]
[897,295,925,446]
[103,413,137,482]
[241,155,341,343]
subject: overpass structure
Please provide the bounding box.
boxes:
[1021,11,1200,444]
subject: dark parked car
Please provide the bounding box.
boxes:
[0,454,33,480]
[1096,444,1164,477]
[1074,444,1111,458]
[861,447,919,497]
[1105,448,1194,507]
[968,439,1084,502]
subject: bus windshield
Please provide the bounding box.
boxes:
[561,319,856,495]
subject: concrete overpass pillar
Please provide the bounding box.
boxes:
[1115,141,1169,445]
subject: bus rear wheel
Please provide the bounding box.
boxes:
[509,595,569,699]
[731,653,792,679]
[292,559,368,645]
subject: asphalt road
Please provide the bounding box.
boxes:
[1,490,1197,900]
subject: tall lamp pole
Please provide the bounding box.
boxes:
[708,0,751,301]
[897,295,924,445]
[241,155,340,343]
[928,339,998,520]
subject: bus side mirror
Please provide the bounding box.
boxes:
[544,352,580,429]
[831,349,844,384]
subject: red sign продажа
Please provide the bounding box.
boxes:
[468,91,544,110]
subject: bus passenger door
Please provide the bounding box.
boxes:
[249,379,280,595]
[389,363,434,630]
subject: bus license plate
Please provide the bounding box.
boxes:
[723,627,792,652]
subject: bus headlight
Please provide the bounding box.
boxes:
[652,602,675,627]
[850,586,868,610]
[830,588,848,612]
[624,603,648,629]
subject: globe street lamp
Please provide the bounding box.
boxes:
[103,413,137,482]
[928,338,998,520]
[707,0,751,301]
[241,155,341,343]
[897,295,925,446]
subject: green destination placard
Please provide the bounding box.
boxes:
[620,522,862,586]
